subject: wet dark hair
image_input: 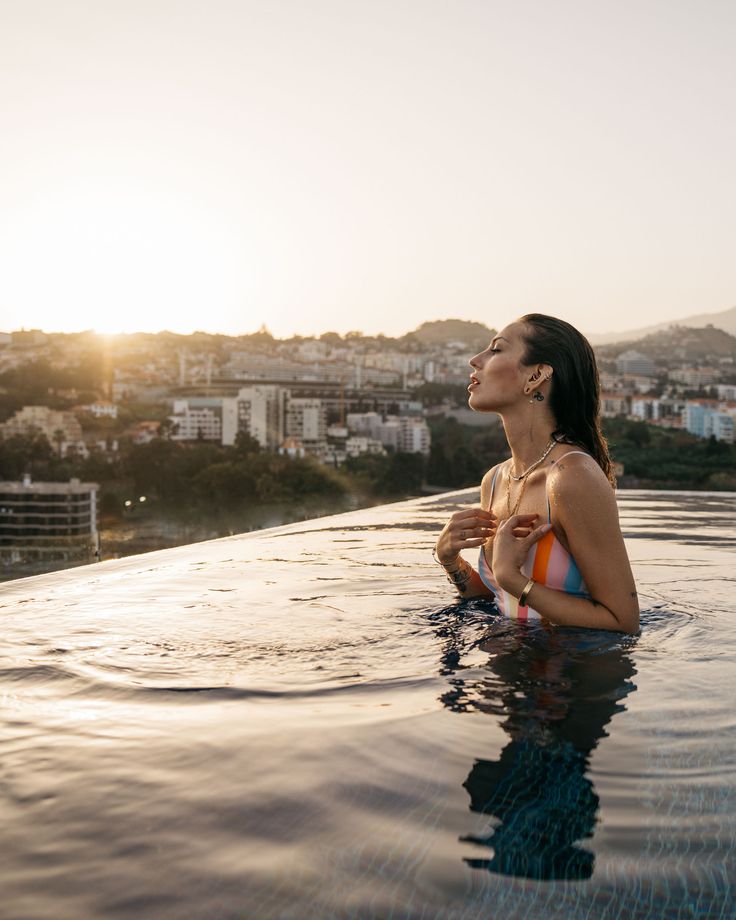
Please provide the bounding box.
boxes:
[518,313,615,486]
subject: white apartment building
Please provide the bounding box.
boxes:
[286,398,326,444]
[344,436,386,458]
[346,412,383,439]
[169,400,223,441]
[397,417,431,454]
[632,397,687,423]
[222,386,288,450]
[616,350,655,377]
[717,385,736,400]
[670,367,719,387]
[345,411,430,454]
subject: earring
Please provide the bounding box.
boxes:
[533,391,544,401]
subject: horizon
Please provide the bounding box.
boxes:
[2,301,735,342]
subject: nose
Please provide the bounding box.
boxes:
[469,351,483,369]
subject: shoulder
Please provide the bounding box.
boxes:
[481,460,506,487]
[548,451,616,516]
[480,460,507,508]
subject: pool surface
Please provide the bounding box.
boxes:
[0,490,734,919]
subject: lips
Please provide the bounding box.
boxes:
[468,374,480,390]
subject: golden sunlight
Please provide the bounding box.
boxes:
[3,178,247,334]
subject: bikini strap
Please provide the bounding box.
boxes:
[490,466,499,502]
[550,450,591,463]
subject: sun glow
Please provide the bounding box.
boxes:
[1,178,248,334]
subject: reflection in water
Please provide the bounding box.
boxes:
[436,606,637,881]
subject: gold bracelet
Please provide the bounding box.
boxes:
[432,548,462,573]
[518,577,535,607]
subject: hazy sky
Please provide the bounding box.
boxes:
[1,0,734,338]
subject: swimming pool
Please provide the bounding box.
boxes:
[0,489,733,919]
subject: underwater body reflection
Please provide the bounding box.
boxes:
[436,607,637,880]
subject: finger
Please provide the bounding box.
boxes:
[453,508,494,521]
[506,513,539,524]
[456,526,494,541]
[521,522,553,548]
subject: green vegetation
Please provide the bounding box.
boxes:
[0,357,105,420]
[2,417,734,533]
[604,418,736,490]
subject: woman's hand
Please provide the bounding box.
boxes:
[435,508,497,566]
[491,513,552,589]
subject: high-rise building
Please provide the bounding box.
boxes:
[222,386,288,450]
[0,475,99,568]
[286,398,326,444]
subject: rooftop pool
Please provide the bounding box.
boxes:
[0,489,734,919]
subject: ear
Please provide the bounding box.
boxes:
[523,364,554,395]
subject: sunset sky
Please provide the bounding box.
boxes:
[1,0,734,338]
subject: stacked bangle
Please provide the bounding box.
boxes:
[433,548,472,592]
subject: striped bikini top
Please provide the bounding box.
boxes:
[478,451,591,622]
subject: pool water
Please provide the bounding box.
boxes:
[0,490,733,919]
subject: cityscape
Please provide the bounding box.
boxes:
[1,312,736,580]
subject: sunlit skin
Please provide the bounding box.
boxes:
[435,320,639,634]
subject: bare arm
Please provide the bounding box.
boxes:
[493,458,640,633]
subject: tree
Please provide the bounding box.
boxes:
[233,430,261,456]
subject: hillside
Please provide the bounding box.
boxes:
[598,324,736,363]
[410,319,495,350]
[588,305,736,345]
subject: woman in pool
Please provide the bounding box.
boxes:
[434,313,639,634]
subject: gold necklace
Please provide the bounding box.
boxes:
[505,439,557,516]
[506,467,530,517]
[508,438,557,481]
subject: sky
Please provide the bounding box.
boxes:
[1,0,734,339]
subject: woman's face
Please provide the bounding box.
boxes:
[468,322,533,412]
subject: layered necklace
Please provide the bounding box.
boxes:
[506,438,557,517]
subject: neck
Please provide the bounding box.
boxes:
[500,406,557,473]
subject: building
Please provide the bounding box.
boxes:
[84,400,119,419]
[346,411,384,441]
[0,475,99,568]
[682,403,733,441]
[344,436,386,458]
[704,412,734,443]
[397,417,431,454]
[129,421,161,444]
[286,398,326,444]
[278,437,306,459]
[169,399,223,441]
[0,405,85,456]
[600,393,629,417]
[222,386,287,450]
[670,367,719,387]
[345,411,430,454]
[682,403,707,437]
[616,350,655,377]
